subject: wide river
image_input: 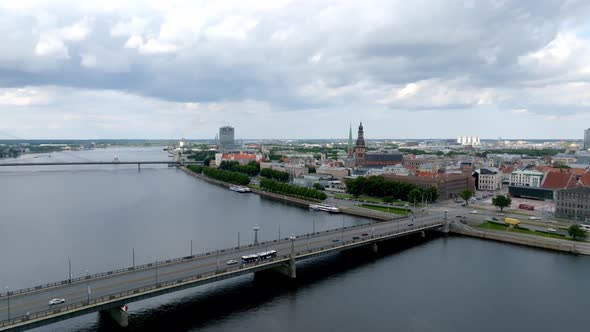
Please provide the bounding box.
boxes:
[1,147,588,332]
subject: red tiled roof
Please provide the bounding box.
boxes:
[541,172,577,189]
[221,153,257,160]
[579,174,590,186]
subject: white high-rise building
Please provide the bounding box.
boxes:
[584,128,590,150]
[457,136,481,146]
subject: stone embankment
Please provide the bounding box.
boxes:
[450,221,590,256]
[180,167,391,221]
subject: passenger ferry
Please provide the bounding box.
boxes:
[309,204,340,213]
[229,185,251,193]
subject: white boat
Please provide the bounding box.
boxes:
[229,185,251,193]
[309,204,340,213]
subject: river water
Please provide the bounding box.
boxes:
[1,147,588,331]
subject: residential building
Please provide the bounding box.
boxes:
[382,173,475,200]
[576,151,590,165]
[364,151,403,168]
[555,186,590,222]
[552,153,577,165]
[316,166,349,180]
[215,152,262,166]
[509,169,544,187]
[474,167,502,191]
[261,162,308,178]
[382,164,412,176]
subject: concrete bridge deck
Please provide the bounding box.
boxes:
[0,213,445,331]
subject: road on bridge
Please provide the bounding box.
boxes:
[0,213,444,327]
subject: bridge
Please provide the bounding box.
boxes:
[0,161,203,171]
[0,213,449,331]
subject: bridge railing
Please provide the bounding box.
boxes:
[0,254,291,328]
[0,217,445,299]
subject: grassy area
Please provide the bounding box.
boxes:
[248,184,260,190]
[478,222,569,240]
[334,193,410,206]
[360,204,411,216]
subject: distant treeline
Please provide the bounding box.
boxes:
[187,165,250,185]
[260,168,289,182]
[0,145,64,159]
[477,148,566,157]
[219,161,260,177]
[260,178,327,201]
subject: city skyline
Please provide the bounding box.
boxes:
[1,1,590,139]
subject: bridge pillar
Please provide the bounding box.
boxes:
[420,231,426,238]
[102,305,128,327]
[441,220,450,234]
[137,163,141,172]
[371,243,378,253]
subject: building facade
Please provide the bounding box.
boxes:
[509,169,544,187]
[584,128,590,150]
[382,173,475,199]
[555,186,590,222]
[317,166,349,180]
[475,167,502,191]
[457,136,481,146]
[219,126,235,150]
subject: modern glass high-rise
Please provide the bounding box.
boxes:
[219,126,235,149]
[584,128,590,150]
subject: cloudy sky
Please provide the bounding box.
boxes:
[1,0,589,140]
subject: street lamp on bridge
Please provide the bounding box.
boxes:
[5,286,9,321]
[253,225,260,246]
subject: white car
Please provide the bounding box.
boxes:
[226,259,238,265]
[470,210,478,214]
[547,228,556,232]
[48,298,65,306]
[528,216,542,220]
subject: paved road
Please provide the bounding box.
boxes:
[0,213,444,326]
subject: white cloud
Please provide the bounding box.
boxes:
[34,37,69,58]
[110,16,149,37]
[60,17,93,41]
[124,35,179,54]
[80,53,97,68]
[0,87,52,106]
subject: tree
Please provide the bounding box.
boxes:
[492,195,512,212]
[313,183,324,191]
[425,186,439,203]
[408,188,422,205]
[459,190,474,206]
[568,225,588,241]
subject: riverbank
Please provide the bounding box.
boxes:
[180,167,391,221]
[450,222,590,255]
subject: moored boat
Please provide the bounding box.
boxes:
[229,185,251,193]
[309,203,340,213]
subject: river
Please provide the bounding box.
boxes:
[0,147,588,331]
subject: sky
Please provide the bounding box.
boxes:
[1,0,590,140]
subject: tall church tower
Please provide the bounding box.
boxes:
[355,122,366,167]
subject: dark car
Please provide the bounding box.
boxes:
[361,233,369,236]
[353,236,360,240]
[407,223,414,227]
[332,238,340,242]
